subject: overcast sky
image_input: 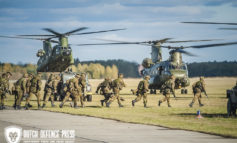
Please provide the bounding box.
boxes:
[0,0,237,64]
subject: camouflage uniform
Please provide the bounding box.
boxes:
[42,74,56,108]
[59,74,81,108]
[96,77,112,106]
[189,77,206,107]
[106,73,126,107]
[132,76,150,107]
[14,73,28,109]
[0,73,11,110]
[78,73,86,107]
[158,75,176,107]
[25,73,42,109]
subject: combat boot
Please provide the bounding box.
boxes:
[28,103,33,108]
[106,102,111,108]
[132,100,135,107]
[74,104,79,109]
[59,103,64,108]
[158,101,161,106]
[144,104,147,108]
[42,103,46,108]
[100,100,104,106]
[51,102,55,107]
[119,104,124,108]
[168,105,172,108]
[189,102,193,108]
[2,105,6,109]
[16,105,21,110]
[24,104,29,110]
[38,104,42,109]
[199,103,204,107]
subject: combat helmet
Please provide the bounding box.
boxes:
[118,73,124,78]
[23,73,28,78]
[145,75,150,80]
[200,76,204,81]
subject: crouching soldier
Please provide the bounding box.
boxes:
[158,75,176,107]
[132,75,150,107]
[25,73,42,110]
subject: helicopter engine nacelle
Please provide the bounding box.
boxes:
[36,49,46,57]
[142,58,153,68]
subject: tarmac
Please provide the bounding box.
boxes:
[0,109,237,143]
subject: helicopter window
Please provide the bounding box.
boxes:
[158,66,163,75]
[180,65,186,70]
[56,47,60,54]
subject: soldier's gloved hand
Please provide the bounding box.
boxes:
[95,91,98,94]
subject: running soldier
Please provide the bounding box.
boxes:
[14,73,28,109]
[132,75,150,107]
[42,74,56,108]
[0,72,12,110]
[59,74,81,108]
[158,75,176,107]
[25,73,42,109]
[189,76,208,107]
[106,73,126,107]
[96,77,112,106]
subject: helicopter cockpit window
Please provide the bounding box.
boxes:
[56,47,60,54]
[180,65,187,70]
[158,66,163,75]
[169,65,176,69]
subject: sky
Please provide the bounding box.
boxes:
[0,0,237,65]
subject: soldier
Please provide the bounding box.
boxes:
[0,72,12,110]
[189,76,208,107]
[14,73,28,109]
[96,77,112,106]
[25,73,42,109]
[59,73,81,108]
[106,73,126,107]
[132,75,150,107]
[42,74,56,108]
[53,75,61,101]
[25,73,33,108]
[78,73,86,107]
[158,75,176,107]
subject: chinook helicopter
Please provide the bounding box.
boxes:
[76,39,237,94]
[0,27,124,72]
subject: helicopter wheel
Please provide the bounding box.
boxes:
[181,89,184,94]
[184,89,188,94]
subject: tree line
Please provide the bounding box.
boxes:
[1,60,237,78]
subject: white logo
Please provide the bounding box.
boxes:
[4,126,22,143]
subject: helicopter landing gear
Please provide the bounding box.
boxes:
[150,89,157,94]
[181,89,188,94]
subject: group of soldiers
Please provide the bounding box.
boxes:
[96,74,207,108]
[0,71,209,110]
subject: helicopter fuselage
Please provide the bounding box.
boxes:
[141,61,190,90]
[37,45,73,72]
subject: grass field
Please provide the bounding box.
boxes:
[5,77,237,138]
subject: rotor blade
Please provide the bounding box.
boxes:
[72,28,126,35]
[175,49,197,56]
[219,28,237,30]
[167,39,221,43]
[43,28,62,36]
[17,34,54,37]
[74,42,144,46]
[0,35,44,40]
[0,35,59,43]
[186,42,237,49]
[64,27,88,36]
[181,22,237,25]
